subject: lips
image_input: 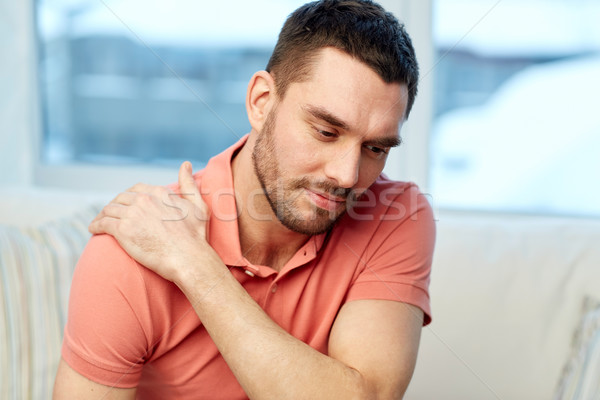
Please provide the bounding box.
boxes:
[305,188,347,212]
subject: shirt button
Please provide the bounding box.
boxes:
[271,284,278,293]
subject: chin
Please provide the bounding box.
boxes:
[278,208,345,236]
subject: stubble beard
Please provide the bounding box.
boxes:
[251,109,354,235]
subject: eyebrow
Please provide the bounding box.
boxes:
[302,105,350,131]
[302,104,402,148]
[364,136,402,149]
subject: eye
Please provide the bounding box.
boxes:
[317,129,336,138]
[364,144,389,155]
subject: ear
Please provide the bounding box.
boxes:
[246,70,276,132]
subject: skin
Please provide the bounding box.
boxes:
[53,48,423,399]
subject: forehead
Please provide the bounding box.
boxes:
[283,47,408,135]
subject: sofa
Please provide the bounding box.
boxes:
[406,212,600,399]
[1,186,599,399]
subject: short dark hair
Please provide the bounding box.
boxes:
[266,0,419,118]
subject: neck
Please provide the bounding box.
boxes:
[231,133,310,271]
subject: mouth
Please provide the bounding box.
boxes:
[304,188,347,212]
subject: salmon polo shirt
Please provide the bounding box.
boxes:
[62,135,435,399]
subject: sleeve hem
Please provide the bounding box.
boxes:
[346,281,432,326]
[61,339,141,388]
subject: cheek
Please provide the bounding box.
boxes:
[273,124,322,174]
[281,145,321,177]
[356,158,386,189]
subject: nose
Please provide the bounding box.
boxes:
[324,144,360,189]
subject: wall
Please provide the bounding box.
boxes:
[0,0,38,186]
[382,0,434,191]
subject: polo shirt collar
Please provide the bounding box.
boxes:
[200,134,327,277]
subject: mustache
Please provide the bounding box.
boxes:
[292,178,355,200]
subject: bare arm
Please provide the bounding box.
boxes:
[53,358,136,400]
[88,162,424,399]
[179,266,423,399]
[329,300,423,399]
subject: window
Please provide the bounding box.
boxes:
[36,0,598,216]
[37,0,307,170]
[430,0,600,216]
[35,0,422,191]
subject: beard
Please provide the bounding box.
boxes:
[251,108,356,235]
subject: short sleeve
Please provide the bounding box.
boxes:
[346,185,436,325]
[61,234,153,388]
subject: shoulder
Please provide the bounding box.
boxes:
[73,233,174,294]
[328,176,436,274]
[368,175,432,217]
[338,176,435,238]
[329,177,436,324]
[70,234,186,342]
[73,233,143,289]
[69,234,154,329]
[63,235,155,386]
[64,234,188,386]
[73,233,180,311]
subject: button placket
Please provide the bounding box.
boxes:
[264,278,280,305]
[262,279,281,321]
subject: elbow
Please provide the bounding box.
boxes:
[350,370,408,400]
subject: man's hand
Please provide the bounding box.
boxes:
[88,161,222,285]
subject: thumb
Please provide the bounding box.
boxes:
[178,161,202,207]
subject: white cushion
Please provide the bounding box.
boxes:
[406,212,600,400]
[0,186,111,227]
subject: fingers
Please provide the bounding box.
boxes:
[89,202,128,232]
[111,191,136,206]
[177,162,210,233]
[102,202,129,219]
[178,161,203,209]
[89,214,119,235]
[126,182,158,194]
[90,165,207,238]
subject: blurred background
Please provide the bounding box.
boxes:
[2,0,599,217]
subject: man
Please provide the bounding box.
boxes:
[53,1,435,398]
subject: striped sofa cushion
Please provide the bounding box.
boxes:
[0,206,99,400]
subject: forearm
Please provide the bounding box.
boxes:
[177,262,373,400]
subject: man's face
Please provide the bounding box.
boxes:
[252,48,408,235]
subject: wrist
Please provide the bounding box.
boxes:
[173,246,229,298]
